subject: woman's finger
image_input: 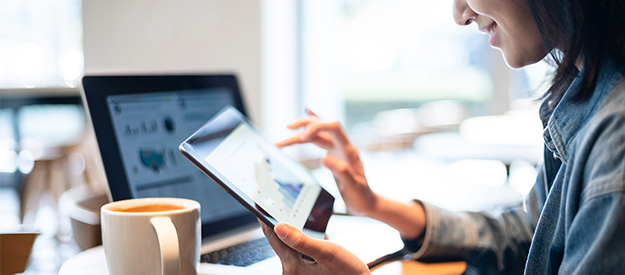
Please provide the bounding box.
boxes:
[302,122,350,147]
[286,119,315,130]
[276,127,335,149]
[305,108,320,118]
[275,133,307,147]
[308,132,334,149]
[322,154,366,189]
[273,223,333,264]
[321,154,351,180]
[260,221,294,260]
[275,132,334,149]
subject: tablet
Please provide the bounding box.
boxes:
[179,106,335,237]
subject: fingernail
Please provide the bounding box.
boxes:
[275,224,289,239]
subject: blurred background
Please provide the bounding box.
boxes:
[0,0,550,274]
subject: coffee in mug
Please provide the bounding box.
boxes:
[101,198,200,275]
[109,203,185,213]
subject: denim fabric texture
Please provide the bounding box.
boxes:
[403,60,625,274]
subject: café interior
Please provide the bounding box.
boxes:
[0,0,551,274]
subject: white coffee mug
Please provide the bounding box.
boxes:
[101,198,200,275]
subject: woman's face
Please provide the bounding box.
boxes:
[453,0,548,68]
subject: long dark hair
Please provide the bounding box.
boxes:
[527,0,625,103]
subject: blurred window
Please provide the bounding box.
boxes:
[0,0,84,179]
[300,0,553,133]
[0,0,83,88]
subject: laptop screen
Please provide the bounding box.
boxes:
[81,74,256,238]
[106,88,248,223]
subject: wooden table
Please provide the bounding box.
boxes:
[372,260,466,275]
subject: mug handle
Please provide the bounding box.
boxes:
[151,217,180,275]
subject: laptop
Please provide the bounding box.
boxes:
[80,74,282,274]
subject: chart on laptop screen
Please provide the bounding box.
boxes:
[205,121,320,229]
[105,88,247,222]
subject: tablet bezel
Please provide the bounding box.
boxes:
[179,106,335,234]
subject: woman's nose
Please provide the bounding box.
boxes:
[453,0,478,26]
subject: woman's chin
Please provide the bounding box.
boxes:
[500,48,549,69]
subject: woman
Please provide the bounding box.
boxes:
[261,0,625,273]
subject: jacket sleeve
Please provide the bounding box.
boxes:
[402,165,549,274]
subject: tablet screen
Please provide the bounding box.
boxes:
[180,106,334,233]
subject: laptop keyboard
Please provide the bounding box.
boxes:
[200,237,276,267]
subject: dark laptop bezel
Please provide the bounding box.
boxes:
[80,74,257,238]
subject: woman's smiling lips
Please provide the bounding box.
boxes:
[480,22,498,46]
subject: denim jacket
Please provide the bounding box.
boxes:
[403,60,625,274]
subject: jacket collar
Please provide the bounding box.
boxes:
[540,60,624,164]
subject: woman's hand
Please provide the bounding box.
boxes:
[276,109,378,216]
[277,109,428,240]
[261,222,370,275]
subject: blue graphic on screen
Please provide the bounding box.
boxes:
[263,152,303,212]
[139,148,166,172]
[276,178,303,211]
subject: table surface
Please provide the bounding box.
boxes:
[58,245,107,275]
[59,215,466,275]
[58,246,466,275]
